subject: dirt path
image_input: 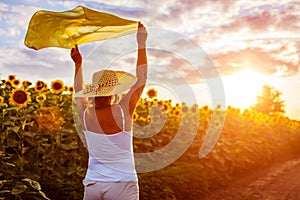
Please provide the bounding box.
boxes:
[202,154,300,200]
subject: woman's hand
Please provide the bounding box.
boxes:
[71,44,82,65]
[72,44,84,94]
[137,22,147,48]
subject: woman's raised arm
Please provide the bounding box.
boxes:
[121,22,148,115]
[71,44,84,93]
[71,45,88,123]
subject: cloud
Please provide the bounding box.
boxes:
[0,46,74,85]
[219,4,299,35]
[134,49,218,85]
[211,40,300,77]
[1,4,37,28]
[191,1,299,47]
[82,0,146,21]
[181,1,300,78]
[47,0,78,8]
[0,3,42,46]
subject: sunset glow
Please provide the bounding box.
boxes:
[223,69,271,109]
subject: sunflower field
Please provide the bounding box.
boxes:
[1,75,300,200]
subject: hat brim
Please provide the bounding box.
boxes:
[74,75,137,98]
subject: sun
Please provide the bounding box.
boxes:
[223,69,268,109]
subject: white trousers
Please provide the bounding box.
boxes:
[83,181,139,200]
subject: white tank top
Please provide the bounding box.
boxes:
[83,105,137,182]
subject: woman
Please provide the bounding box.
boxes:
[71,22,147,200]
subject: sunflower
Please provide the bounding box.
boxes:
[43,82,48,89]
[12,79,20,87]
[152,98,158,105]
[8,74,16,82]
[36,106,64,132]
[68,86,74,93]
[172,107,181,117]
[132,112,138,121]
[22,80,32,88]
[4,81,12,88]
[191,106,197,113]
[158,101,169,112]
[158,100,163,106]
[36,94,46,103]
[35,80,45,92]
[200,105,209,114]
[174,110,181,116]
[161,104,169,113]
[143,100,149,107]
[64,86,74,93]
[9,88,31,108]
[181,105,189,113]
[51,80,64,94]
[146,88,157,99]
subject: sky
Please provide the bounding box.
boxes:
[0,0,299,119]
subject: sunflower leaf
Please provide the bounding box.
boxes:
[39,190,51,200]
[11,183,27,195]
[22,178,41,191]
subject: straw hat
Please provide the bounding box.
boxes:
[74,70,137,97]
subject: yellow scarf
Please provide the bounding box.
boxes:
[24,6,138,50]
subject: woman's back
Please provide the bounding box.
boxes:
[84,104,132,134]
